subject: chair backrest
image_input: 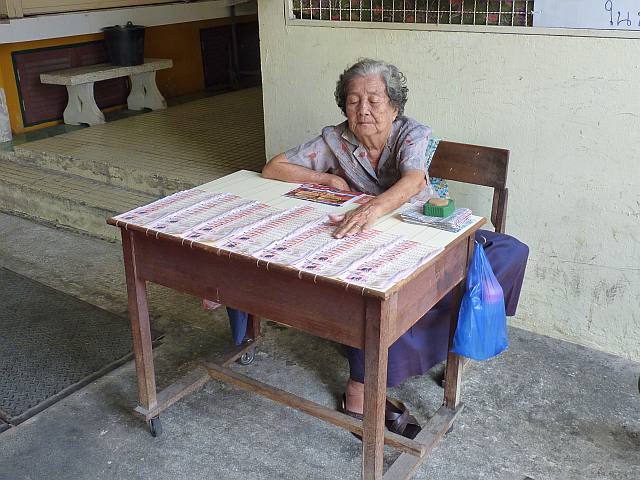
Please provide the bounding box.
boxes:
[429,140,509,233]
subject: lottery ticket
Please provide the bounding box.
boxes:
[252,217,336,264]
[216,206,324,255]
[339,240,442,290]
[294,229,397,278]
[181,202,276,243]
[144,194,249,234]
[284,183,363,207]
[113,188,213,225]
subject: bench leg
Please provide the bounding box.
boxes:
[64,83,105,126]
[127,71,167,111]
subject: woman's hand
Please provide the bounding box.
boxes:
[323,173,350,191]
[329,203,384,238]
[262,154,350,191]
[328,170,427,239]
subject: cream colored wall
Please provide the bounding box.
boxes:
[259,3,640,361]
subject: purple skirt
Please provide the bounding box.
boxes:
[345,230,529,387]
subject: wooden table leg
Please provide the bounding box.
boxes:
[363,295,396,479]
[443,281,464,409]
[121,230,157,412]
[246,313,261,340]
[444,237,475,409]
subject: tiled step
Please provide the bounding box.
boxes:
[11,88,265,197]
[11,142,197,198]
[0,157,156,242]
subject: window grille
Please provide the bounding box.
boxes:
[291,1,534,27]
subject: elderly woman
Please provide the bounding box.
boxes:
[227,59,528,439]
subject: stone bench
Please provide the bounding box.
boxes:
[40,58,173,126]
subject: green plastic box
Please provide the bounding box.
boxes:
[423,198,455,217]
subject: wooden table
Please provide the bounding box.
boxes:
[107,171,485,479]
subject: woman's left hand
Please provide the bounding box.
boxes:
[329,204,383,238]
[328,171,427,239]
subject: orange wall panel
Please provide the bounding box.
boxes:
[0,33,103,133]
[0,15,257,134]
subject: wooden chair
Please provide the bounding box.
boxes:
[429,140,510,233]
[429,140,511,382]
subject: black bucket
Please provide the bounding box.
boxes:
[102,22,145,66]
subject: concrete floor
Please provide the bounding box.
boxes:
[0,211,639,480]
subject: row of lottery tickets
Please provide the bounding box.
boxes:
[113,189,443,292]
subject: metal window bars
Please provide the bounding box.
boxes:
[292,0,534,27]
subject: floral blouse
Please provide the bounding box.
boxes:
[284,116,449,199]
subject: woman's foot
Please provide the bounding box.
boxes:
[343,378,422,440]
[345,379,365,415]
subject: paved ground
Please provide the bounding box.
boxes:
[0,212,638,480]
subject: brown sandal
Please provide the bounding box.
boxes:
[340,394,363,441]
[340,395,422,440]
[385,398,422,439]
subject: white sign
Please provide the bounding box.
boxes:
[534,0,640,30]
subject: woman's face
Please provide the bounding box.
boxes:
[345,74,398,142]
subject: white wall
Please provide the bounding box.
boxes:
[258,2,640,361]
[0,0,257,43]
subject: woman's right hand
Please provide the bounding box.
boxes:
[262,154,350,191]
[322,173,350,191]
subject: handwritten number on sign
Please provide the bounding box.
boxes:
[605,0,614,25]
[605,0,637,27]
[618,10,632,25]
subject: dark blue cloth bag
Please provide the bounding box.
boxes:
[451,240,509,360]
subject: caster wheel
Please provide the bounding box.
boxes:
[148,416,163,437]
[238,349,255,365]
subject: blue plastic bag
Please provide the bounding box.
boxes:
[451,240,508,360]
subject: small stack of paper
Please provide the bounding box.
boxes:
[400,205,475,233]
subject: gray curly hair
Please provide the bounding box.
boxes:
[334,59,409,116]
